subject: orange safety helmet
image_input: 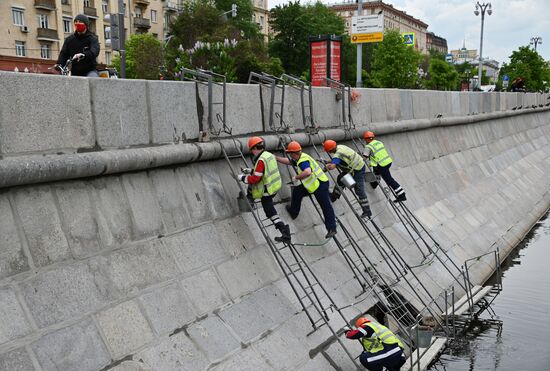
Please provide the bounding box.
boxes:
[356,317,371,328]
[363,131,375,140]
[323,139,337,152]
[248,136,264,150]
[285,141,302,153]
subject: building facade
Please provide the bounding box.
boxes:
[329,0,429,53]
[252,0,268,37]
[0,0,185,73]
[426,31,448,55]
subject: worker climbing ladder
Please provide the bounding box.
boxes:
[248,73,449,351]
[182,68,362,369]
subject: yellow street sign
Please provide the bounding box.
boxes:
[351,32,383,44]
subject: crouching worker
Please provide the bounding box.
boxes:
[276,141,337,239]
[344,317,406,371]
[236,137,291,243]
[323,139,372,218]
[363,131,406,202]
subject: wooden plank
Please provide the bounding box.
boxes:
[453,286,492,316]
[441,285,482,316]
[405,337,447,371]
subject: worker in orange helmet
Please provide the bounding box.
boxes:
[236,136,291,243]
[344,317,406,370]
[363,131,406,202]
[276,141,337,239]
[323,139,372,218]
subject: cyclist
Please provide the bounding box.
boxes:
[56,14,100,77]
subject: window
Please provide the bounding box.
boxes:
[135,7,142,18]
[12,7,25,26]
[105,51,111,65]
[15,41,26,56]
[61,0,69,4]
[104,25,110,40]
[40,44,51,59]
[63,17,72,33]
[102,0,109,13]
[37,14,49,29]
[151,9,157,23]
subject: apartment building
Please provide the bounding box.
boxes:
[426,32,448,55]
[251,0,268,37]
[0,0,180,73]
[329,0,429,53]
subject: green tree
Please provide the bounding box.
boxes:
[425,58,459,90]
[113,34,163,79]
[269,1,346,78]
[499,46,550,92]
[368,30,422,88]
[165,0,279,82]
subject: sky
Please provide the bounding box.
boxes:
[267,0,550,66]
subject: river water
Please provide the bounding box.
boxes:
[428,211,550,371]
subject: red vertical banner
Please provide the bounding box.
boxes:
[310,40,328,87]
[310,35,343,86]
[330,39,341,82]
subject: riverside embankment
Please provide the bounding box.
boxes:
[0,71,549,370]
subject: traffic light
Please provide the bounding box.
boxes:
[231,3,237,18]
[109,13,125,51]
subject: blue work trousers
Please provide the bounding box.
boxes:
[289,180,336,231]
[374,163,401,191]
[359,344,406,371]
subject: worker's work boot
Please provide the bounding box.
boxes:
[361,204,372,218]
[325,229,337,239]
[274,222,291,243]
[393,193,407,203]
[330,189,341,202]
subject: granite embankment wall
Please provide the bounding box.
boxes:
[0,71,549,371]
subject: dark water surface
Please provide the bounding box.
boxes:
[429,212,550,371]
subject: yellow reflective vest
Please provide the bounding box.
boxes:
[250,151,282,199]
[365,140,393,167]
[334,145,365,172]
[297,152,328,194]
[360,322,404,353]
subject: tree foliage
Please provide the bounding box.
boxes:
[112,34,163,79]
[498,46,550,92]
[425,58,459,90]
[269,1,346,78]
[367,30,422,88]
[165,0,280,82]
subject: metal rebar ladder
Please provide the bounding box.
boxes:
[184,68,362,369]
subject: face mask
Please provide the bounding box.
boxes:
[75,23,87,33]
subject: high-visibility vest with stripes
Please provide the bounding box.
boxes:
[297,152,328,194]
[335,145,365,172]
[250,151,282,199]
[360,322,404,353]
[365,140,393,167]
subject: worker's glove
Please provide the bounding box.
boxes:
[241,167,252,174]
[343,326,351,333]
[72,53,85,61]
[236,173,247,182]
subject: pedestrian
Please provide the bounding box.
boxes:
[276,141,337,239]
[363,131,406,202]
[323,140,372,218]
[56,14,100,77]
[344,317,406,371]
[236,137,291,243]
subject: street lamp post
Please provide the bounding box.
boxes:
[474,2,492,90]
[530,36,543,51]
